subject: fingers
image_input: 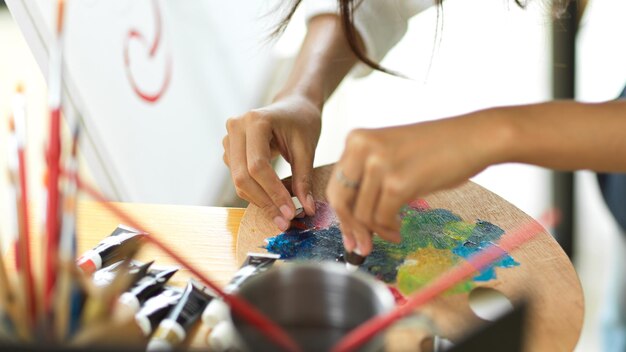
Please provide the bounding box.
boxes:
[246,121,295,220]
[375,177,407,232]
[327,130,370,254]
[225,117,290,231]
[329,129,410,255]
[222,136,230,166]
[327,163,361,253]
[354,157,401,243]
[289,140,316,217]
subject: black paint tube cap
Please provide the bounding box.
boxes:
[344,249,366,266]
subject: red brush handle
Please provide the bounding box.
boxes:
[331,211,558,352]
[44,107,61,313]
[71,173,302,352]
[17,149,37,324]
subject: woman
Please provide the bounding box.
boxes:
[223,0,625,252]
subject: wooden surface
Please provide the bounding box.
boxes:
[77,201,244,348]
[237,164,584,352]
[77,202,244,288]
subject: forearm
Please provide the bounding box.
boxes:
[274,14,360,109]
[490,100,626,172]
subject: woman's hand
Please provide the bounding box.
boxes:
[223,94,321,231]
[327,112,512,255]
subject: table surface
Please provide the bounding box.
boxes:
[237,164,584,352]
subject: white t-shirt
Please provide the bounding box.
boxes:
[304,0,435,76]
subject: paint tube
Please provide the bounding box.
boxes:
[202,252,280,328]
[92,260,153,288]
[134,287,183,337]
[77,225,146,274]
[118,267,178,314]
[208,321,246,352]
[147,279,215,351]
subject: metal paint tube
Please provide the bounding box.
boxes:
[202,252,279,328]
[76,225,146,274]
[134,287,183,337]
[147,279,215,351]
[92,260,153,287]
[118,267,178,313]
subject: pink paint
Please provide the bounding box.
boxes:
[312,201,337,229]
[288,201,337,232]
[408,199,430,211]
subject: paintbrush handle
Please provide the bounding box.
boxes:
[17,149,36,325]
[331,211,557,352]
[44,107,62,313]
[45,0,66,313]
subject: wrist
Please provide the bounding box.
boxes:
[474,106,521,165]
[272,90,324,113]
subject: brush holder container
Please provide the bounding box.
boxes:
[231,262,394,352]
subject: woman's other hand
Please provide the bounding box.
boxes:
[327,112,512,255]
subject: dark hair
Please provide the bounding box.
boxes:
[274,0,574,75]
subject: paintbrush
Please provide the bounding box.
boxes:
[13,85,37,322]
[5,117,31,343]
[8,85,36,332]
[0,229,18,339]
[330,210,559,352]
[70,311,145,349]
[44,0,66,314]
[70,173,302,352]
[54,124,80,341]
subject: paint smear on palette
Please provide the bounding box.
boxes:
[265,201,519,295]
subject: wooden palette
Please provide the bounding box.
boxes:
[236,164,583,351]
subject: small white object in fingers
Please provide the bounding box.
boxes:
[292,196,304,216]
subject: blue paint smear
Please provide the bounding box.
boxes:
[266,226,404,282]
[452,241,520,282]
[266,204,520,285]
[266,227,344,261]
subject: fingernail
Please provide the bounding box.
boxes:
[306,194,315,214]
[343,235,355,252]
[280,205,293,220]
[357,242,368,256]
[273,216,289,231]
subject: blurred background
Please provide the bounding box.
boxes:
[0,0,624,350]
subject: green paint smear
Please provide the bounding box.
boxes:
[400,208,464,249]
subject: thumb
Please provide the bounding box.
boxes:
[290,148,316,216]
